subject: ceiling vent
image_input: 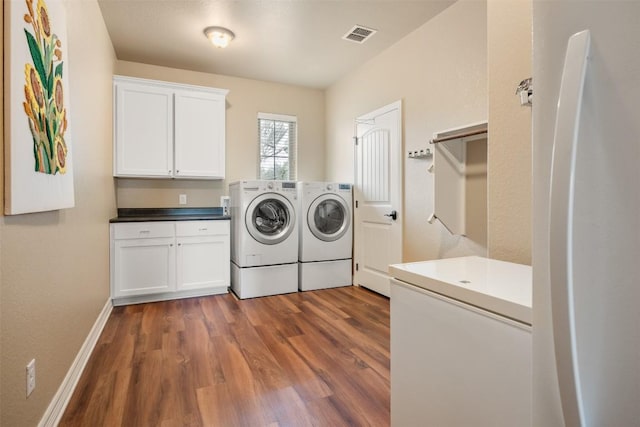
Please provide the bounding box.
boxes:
[342,25,377,44]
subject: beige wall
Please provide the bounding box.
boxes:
[114,61,325,208]
[326,0,533,265]
[326,0,489,262]
[487,0,532,264]
[0,1,117,425]
[465,138,488,245]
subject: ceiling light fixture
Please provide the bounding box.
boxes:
[204,26,235,49]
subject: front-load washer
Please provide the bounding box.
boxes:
[298,181,353,291]
[229,180,298,299]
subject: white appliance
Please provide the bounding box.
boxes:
[229,180,299,299]
[298,182,353,291]
[533,2,640,426]
[389,256,532,426]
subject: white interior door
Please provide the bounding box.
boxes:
[354,101,402,297]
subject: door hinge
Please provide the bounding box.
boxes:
[355,263,359,271]
[355,200,358,208]
[353,136,359,145]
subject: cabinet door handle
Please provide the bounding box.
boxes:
[168,170,172,175]
[198,228,208,231]
[178,243,182,246]
[170,243,174,247]
[139,230,150,234]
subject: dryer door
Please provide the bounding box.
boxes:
[308,194,350,242]
[246,193,296,245]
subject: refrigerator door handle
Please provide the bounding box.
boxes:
[548,29,591,427]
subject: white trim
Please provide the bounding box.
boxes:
[112,287,228,306]
[257,112,297,122]
[113,75,229,96]
[38,299,113,427]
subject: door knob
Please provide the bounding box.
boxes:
[384,210,398,221]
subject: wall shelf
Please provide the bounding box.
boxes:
[429,121,488,239]
[429,121,488,145]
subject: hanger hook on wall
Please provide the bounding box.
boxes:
[516,77,533,106]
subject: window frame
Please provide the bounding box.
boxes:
[257,112,297,181]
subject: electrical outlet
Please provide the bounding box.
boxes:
[26,359,36,397]
[220,196,230,215]
[179,194,187,205]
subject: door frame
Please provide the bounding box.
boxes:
[353,100,403,296]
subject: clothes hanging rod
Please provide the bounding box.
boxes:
[429,128,488,144]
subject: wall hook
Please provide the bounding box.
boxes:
[516,77,532,106]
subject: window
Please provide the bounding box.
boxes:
[258,113,297,180]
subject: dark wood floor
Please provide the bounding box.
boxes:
[60,286,390,426]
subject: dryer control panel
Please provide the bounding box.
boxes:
[281,181,297,190]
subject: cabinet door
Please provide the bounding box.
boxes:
[176,234,230,291]
[113,237,176,297]
[174,90,226,179]
[391,280,531,426]
[114,82,174,177]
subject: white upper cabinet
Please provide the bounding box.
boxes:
[174,90,226,178]
[114,81,174,177]
[113,76,228,179]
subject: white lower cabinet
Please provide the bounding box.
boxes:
[113,237,176,297]
[111,220,229,305]
[176,221,230,292]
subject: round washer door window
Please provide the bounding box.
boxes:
[246,193,296,245]
[308,195,350,242]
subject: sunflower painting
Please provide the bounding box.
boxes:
[5,0,74,214]
[23,0,68,175]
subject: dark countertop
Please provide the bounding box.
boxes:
[110,207,230,223]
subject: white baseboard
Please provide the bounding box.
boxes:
[38,299,113,427]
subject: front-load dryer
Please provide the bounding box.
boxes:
[229,180,298,299]
[298,181,353,291]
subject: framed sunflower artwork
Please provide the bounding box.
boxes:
[4,0,74,214]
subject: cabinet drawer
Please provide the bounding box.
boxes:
[112,222,175,240]
[175,220,229,237]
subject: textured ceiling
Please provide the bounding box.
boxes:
[98,0,455,88]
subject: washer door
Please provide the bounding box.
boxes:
[308,194,350,242]
[246,193,296,245]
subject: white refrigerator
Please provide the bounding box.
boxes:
[532,1,640,426]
